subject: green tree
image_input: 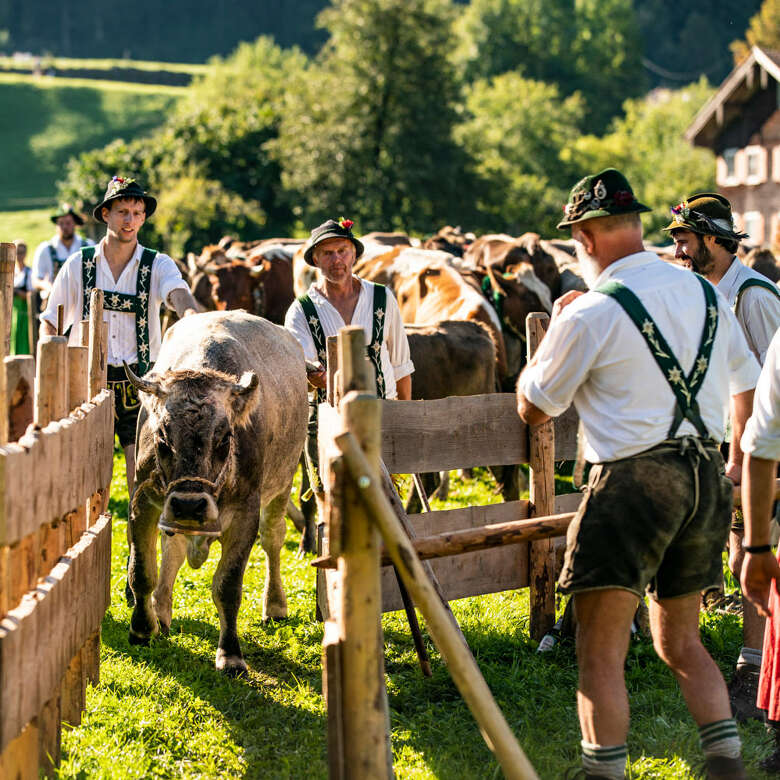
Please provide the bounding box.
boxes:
[454,0,645,131]
[273,0,475,233]
[565,79,716,243]
[456,73,583,235]
[732,0,780,62]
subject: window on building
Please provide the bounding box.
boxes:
[723,148,737,179]
[745,146,768,184]
[747,149,760,178]
[743,211,764,244]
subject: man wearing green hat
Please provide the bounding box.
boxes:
[516,168,759,779]
[666,193,780,722]
[285,217,413,513]
[32,203,94,304]
[40,176,199,495]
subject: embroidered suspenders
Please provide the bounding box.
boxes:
[734,277,780,316]
[596,275,718,439]
[298,284,388,401]
[80,246,156,375]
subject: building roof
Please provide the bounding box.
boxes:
[686,46,780,148]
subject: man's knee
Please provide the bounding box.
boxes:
[652,628,702,671]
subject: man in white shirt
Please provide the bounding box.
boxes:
[517,169,760,780]
[285,217,413,506]
[740,330,780,771]
[667,193,780,721]
[32,204,93,303]
[41,176,199,494]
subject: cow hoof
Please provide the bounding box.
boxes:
[128,630,151,646]
[158,620,171,636]
[216,649,247,677]
[125,580,135,608]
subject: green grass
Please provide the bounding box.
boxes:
[0,207,62,250]
[0,74,181,211]
[55,455,776,778]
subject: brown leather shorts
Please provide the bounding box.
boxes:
[107,365,141,449]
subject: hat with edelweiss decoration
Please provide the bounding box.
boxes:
[93,176,157,223]
[50,202,85,225]
[662,193,749,241]
[303,217,364,266]
[557,168,650,229]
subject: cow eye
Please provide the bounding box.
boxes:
[157,434,173,459]
[215,432,231,460]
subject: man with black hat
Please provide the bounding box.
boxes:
[40,176,199,494]
[284,217,413,501]
[32,203,93,303]
[516,168,759,779]
[667,193,780,722]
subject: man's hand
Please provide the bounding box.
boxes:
[167,288,202,317]
[550,290,584,324]
[741,552,780,617]
[725,460,741,484]
[306,362,327,390]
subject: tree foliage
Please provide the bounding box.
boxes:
[456,74,583,234]
[454,0,645,131]
[566,80,716,243]
[732,0,780,62]
[273,0,475,233]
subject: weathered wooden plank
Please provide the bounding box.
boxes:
[38,695,61,775]
[554,492,583,515]
[5,356,34,443]
[322,619,345,780]
[0,514,111,752]
[380,394,528,473]
[0,718,38,780]
[554,406,579,461]
[380,501,529,612]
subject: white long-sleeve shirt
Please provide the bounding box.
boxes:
[32,234,93,284]
[284,277,414,399]
[519,251,760,462]
[41,239,188,367]
[741,329,780,462]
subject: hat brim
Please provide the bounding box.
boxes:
[557,202,651,230]
[303,233,364,266]
[662,219,749,241]
[93,194,157,224]
[51,211,85,226]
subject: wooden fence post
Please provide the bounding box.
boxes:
[326,335,339,407]
[0,243,15,357]
[332,326,392,779]
[35,337,68,427]
[5,356,34,441]
[526,313,556,640]
[26,291,39,363]
[67,347,89,412]
[87,290,106,399]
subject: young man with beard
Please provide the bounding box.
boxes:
[32,204,93,304]
[667,194,780,722]
[517,169,760,779]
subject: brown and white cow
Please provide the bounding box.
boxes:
[126,311,308,675]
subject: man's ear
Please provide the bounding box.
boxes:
[702,233,718,253]
[576,227,596,255]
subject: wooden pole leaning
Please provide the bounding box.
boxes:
[332,326,393,779]
[336,431,538,780]
[26,291,39,363]
[0,243,15,357]
[87,290,107,399]
[525,313,556,640]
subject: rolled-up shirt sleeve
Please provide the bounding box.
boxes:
[32,242,53,283]
[741,330,780,461]
[154,254,189,309]
[284,300,319,363]
[517,310,599,418]
[385,289,414,380]
[40,252,82,334]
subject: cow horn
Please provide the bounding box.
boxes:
[231,371,259,396]
[249,264,266,279]
[123,362,165,397]
[485,265,507,297]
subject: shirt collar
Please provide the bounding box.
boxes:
[716,256,741,297]
[591,250,659,288]
[94,238,144,265]
[308,275,368,305]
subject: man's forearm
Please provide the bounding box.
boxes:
[743,454,778,547]
[167,288,200,317]
[396,374,411,401]
[730,388,755,467]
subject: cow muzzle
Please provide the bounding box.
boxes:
[159,489,221,537]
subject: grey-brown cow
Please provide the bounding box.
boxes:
[126,311,307,675]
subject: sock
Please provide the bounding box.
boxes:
[581,741,627,779]
[737,646,762,668]
[699,719,742,760]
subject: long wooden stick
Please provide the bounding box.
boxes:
[337,430,538,780]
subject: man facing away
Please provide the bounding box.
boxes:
[40,176,200,495]
[516,169,760,779]
[667,193,780,721]
[32,203,93,305]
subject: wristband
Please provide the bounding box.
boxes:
[744,544,773,554]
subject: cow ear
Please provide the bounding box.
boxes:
[230,372,259,424]
[232,371,258,396]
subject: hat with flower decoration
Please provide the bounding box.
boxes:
[50,202,85,226]
[303,217,364,266]
[557,168,650,230]
[92,176,157,223]
[662,193,748,241]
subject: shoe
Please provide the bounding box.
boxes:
[727,663,762,723]
[760,748,780,773]
[703,754,748,779]
[562,768,615,779]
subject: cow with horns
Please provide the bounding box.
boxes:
[125,310,307,675]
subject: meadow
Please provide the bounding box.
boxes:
[53,453,776,779]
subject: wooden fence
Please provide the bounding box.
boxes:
[0,243,115,778]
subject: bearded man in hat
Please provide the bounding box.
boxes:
[516,168,760,779]
[284,218,413,505]
[40,176,200,494]
[667,193,780,722]
[32,203,94,304]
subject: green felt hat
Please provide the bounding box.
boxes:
[557,168,650,229]
[662,192,748,241]
[50,202,84,225]
[303,218,364,266]
[93,176,157,224]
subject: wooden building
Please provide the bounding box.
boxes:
[687,46,780,248]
